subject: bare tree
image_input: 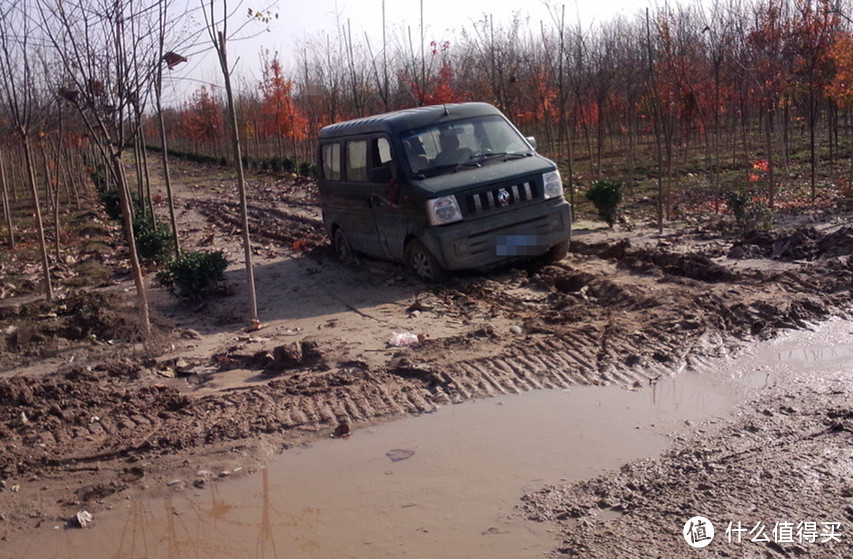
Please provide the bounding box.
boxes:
[39,0,169,335]
[155,39,188,259]
[202,0,264,327]
[0,0,54,300]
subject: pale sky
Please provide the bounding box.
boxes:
[164,0,653,104]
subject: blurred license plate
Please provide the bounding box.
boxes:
[496,234,540,256]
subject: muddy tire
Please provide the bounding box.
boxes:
[405,239,448,282]
[333,228,354,263]
[545,240,569,263]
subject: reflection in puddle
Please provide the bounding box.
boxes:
[9,319,853,559]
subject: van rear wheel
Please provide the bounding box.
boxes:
[405,239,447,282]
[333,228,354,262]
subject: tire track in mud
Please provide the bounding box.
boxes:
[419,324,697,404]
[187,198,328,249]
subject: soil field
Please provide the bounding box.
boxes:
[1,161,852,556]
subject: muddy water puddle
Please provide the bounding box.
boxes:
[727,318,853,391]
[10,320,853,559]
[7,376,736,558]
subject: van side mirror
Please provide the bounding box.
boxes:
[370,166,393,183]
[526,136,538,150]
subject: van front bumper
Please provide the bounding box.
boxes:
[421,199,572,271]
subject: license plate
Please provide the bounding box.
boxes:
[496,234,541,256]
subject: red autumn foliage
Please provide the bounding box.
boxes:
[258,54,308,142]
[180,86,223,146]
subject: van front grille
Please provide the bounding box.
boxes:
[464,180,540,216]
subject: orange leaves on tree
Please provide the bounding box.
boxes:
[258,54,308,142]
[405,42,463,106]
[827,32,853,107]
[789,0,839,86]
[424,61,463,105]
[749,159,770,182]
[406,59,464,106]
[535,73,557,120]
[515,73,559,126]
[180,86,223,146]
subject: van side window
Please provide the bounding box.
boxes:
[376,137,392,165]
[322,143,341,181]
[346,140,368,182]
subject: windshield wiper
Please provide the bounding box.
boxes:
[470,151,531,163]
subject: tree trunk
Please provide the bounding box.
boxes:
[217,30,259,325]
[765,105,775,210]
[0,150,14,249]
[110,151,150,336]
[138,127,154,225]
[39,142,62,263]
[155,68,181,258]
[22,138,53,300]
[646,9,665,235]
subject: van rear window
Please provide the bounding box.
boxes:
[322,143,341,181]
[346,140,368,182]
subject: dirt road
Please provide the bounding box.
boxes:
[1,165,852,556]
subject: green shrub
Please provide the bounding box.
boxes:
[156,251,229,301]
[281,157,296,173]
[726,190,750,224]
[134,218,174,264]
[586,179,624,228]
[99,188,142,221]
[299,161,316,177]
[726,190,771,232]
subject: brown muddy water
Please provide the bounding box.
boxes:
[7,319,853,559]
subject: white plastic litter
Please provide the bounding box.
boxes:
[389,332,420,347]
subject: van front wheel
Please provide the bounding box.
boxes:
[545,240,569,263]
[405,239,447,282]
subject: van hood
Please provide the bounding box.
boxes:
[413,155,555,195]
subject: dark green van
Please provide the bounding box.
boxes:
[317,102,571,281]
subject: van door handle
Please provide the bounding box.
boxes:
[367,194,384,208]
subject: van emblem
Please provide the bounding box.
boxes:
[497,188,510,206]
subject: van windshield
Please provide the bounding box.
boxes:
[401,115,532,178]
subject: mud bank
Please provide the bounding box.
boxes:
[522,319,853,558]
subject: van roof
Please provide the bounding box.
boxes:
[318,102,503,140]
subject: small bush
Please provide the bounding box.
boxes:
[156,251,228,301]
[134,218,174,264]
[299,161,316,177]
[726,190,771,232]
[99,188,142,221]
[281,157,296,173]
[586,179,624,228]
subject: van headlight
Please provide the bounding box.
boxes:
[543,170,564,199]
[427,195,463,225]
